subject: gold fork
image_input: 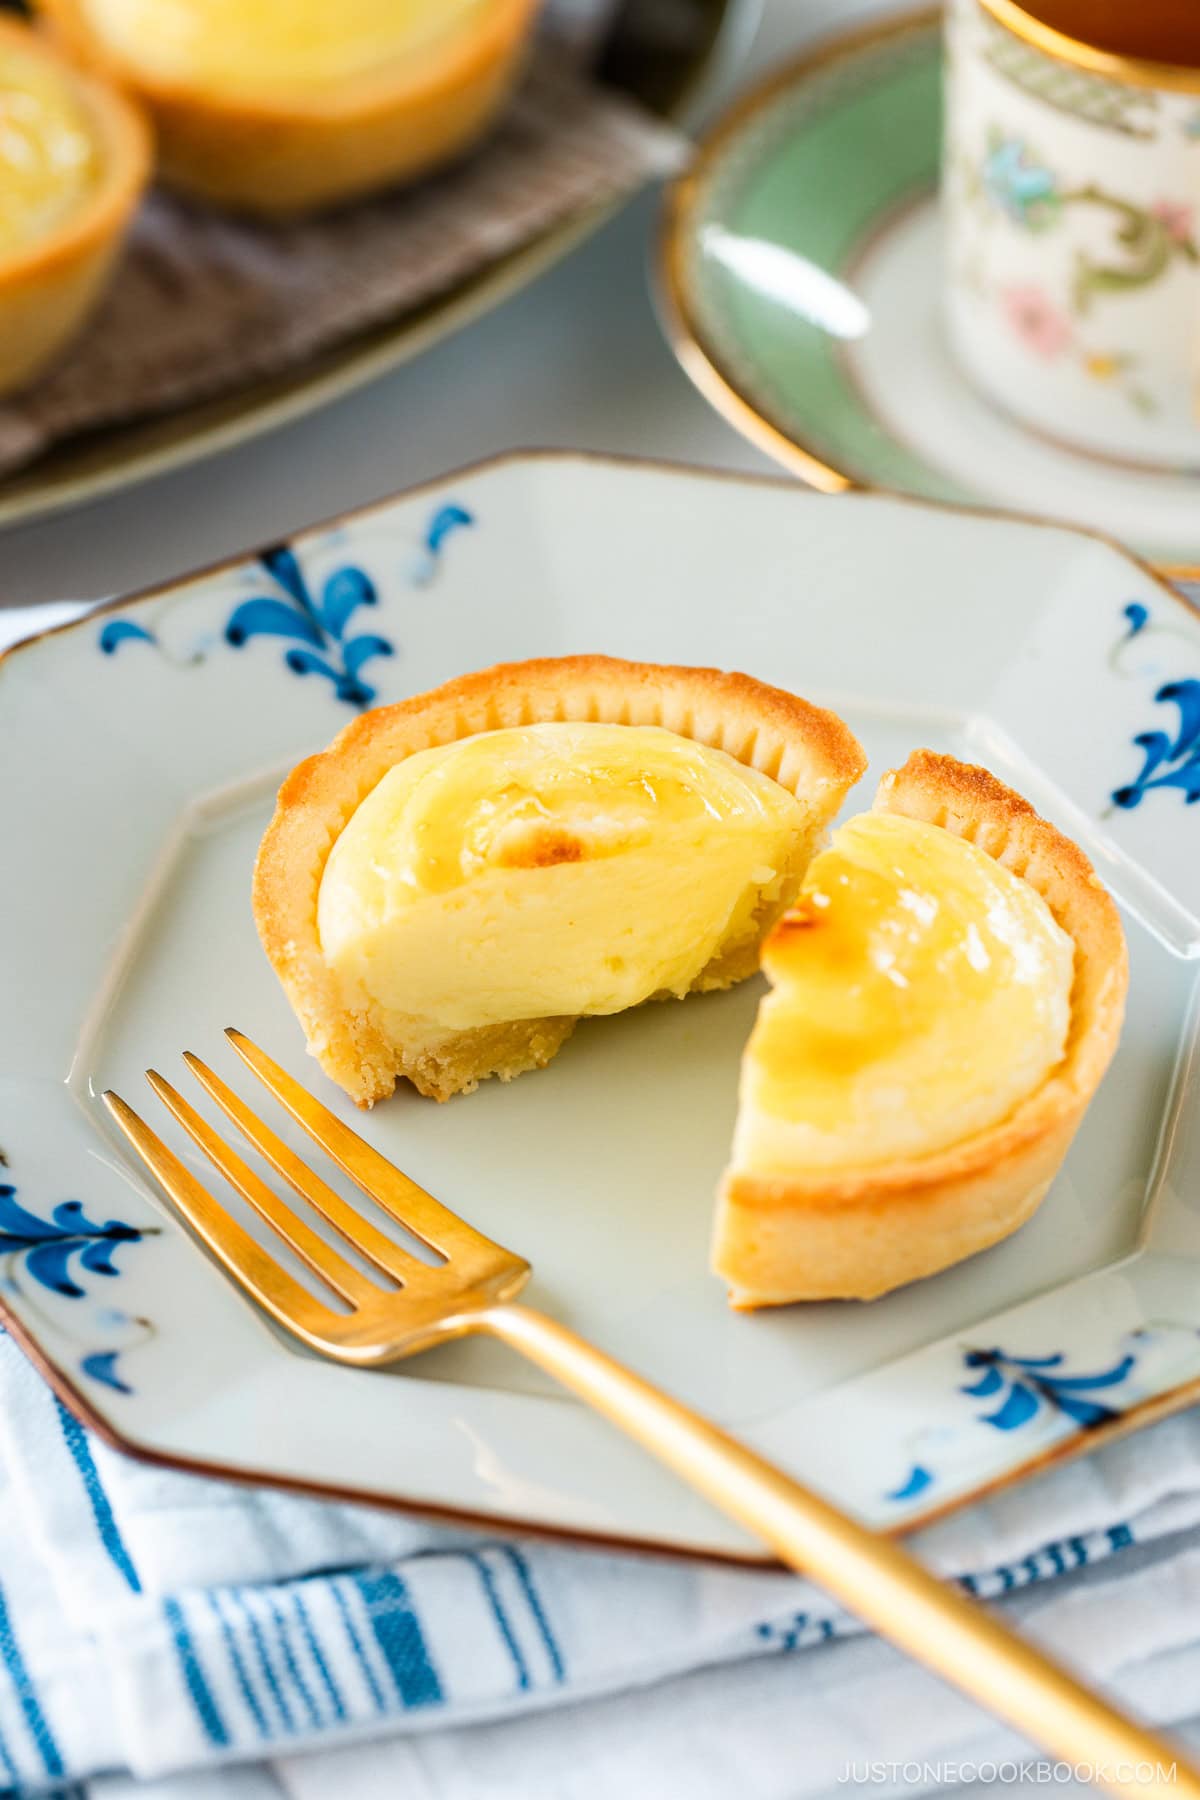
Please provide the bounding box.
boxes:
[105,1030,1196,1800]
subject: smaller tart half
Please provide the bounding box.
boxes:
[714,751,1128,1307]
[40,0,541,216]
[0,17,150,397]
[255,655,867,1105]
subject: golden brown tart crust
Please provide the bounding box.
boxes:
[713,751,1129,1306]
[254,654,867,1105]
[0,17,150,396]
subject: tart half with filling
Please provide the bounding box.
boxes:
[255,656,867,1105]
[714,752,1128,1306]
[41,0,540,215]
[0,17,150,396]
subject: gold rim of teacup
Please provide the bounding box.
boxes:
[979,0,1200,94]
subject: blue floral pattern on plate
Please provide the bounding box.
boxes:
[223,545,392,708]
[1111,600,1200,808]
[0,1183,153,1394]
[99,500,475,709]
[0,1187,143,1297]
[959,1346,1135,1430]
[887,1342,1144,1504]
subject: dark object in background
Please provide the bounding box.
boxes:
[601,0,727,114]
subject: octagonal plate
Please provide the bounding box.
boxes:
[2,451,1199,1561]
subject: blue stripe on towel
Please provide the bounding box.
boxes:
[162,1598,229,1749]
[228,1592,295,1734]
[331,1579,386,1713]
[352,1570,443,1708]
[0,1714,21,1788]
[267,1597,320,1728]
[956,1526,1136,1604]
[293,1591,346,1722]
[206,1592,271,1741]
[469,1552,530,1692]
[52,1399,141,1592]
[0,1578,64,1776]
[502,1546,566,1684]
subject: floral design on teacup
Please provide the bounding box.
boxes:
[981,137,1058,228]
[999,283,1070,354]
[992,283,1154,410]
[980,130,1199,314]
[957,129,1200,413]
[945,0,1200,464]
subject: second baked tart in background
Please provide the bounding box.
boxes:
[37,0,542,215]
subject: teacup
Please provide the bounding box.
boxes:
[942,0,1200,469]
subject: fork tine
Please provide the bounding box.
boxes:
[146,1070,379,1307]
[103,1090,337,1336]
[182,1052,426,1285]
[225,1029,516,1265]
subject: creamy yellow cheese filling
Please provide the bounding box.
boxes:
[732,810,1074,1174]
[81,0,495,95]
[0,41,99,257]
[317,722,811,1034]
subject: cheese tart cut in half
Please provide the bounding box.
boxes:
[255,656,866,1105]
[714,752,1128,1307]
[0,17,149,395]
[41,0,540,215]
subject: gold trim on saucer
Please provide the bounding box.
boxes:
[979,0,1200,95]
[656,6,936,501]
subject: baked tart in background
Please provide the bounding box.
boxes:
[38,0,542,215]
[714,752,1128,1306]
[254,655,867,1105]
[0,15,149,395]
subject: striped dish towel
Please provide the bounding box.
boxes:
[2,1328,1200,1792]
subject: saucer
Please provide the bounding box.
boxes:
[659,7,1200,566]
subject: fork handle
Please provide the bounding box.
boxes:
[478,1302,1194,1800]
